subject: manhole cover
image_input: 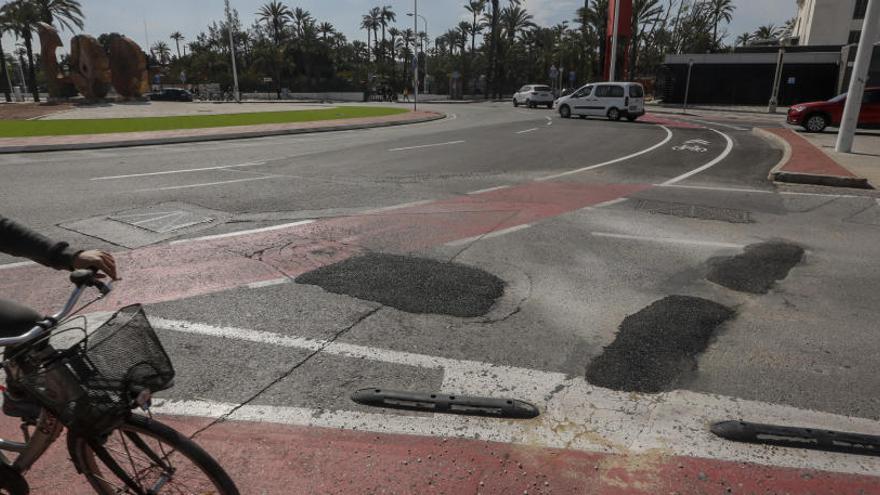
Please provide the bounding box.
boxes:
[636,200,752,223]
[61,202,230,248]
[109,210,214,234]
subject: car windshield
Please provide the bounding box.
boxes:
[534,86,551,92]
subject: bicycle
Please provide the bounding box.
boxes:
[0,270,239,495]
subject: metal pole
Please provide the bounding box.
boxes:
[768,46,785,114]
[683,59,693,114]
[609,0,621,81]
[225,0,241,103]
[413,0,418,111]
[836,0,880,153]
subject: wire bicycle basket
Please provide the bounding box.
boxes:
[14,305,175,435]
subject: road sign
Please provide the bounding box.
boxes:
[263,77,273,83]
[180,71,187,84]
[569,71,577,84]
[549,65,559,80]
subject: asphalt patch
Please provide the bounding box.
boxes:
[585,296,735,393]
[295,253,505,317]
[707,242,805,294]
[635,199,752,224]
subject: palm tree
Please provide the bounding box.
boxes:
[318,22,335,43]
[369,7,381,61]
[256,1,292,46]
[488,0,500,98]
[380,5,395,63]
[0,11,12,102]
[456,21,470,58]
[2,0,41,102]
[151,41,172,65]
[501,5,535,44]
[753,24,781,41]
[33,0,83,32]
[708,0,734,46]
[360,12,376,62]
[388,26,400,86]
[735,32,752,47]
[170,31,184,59]
[465,1,486,56]
[292,7,312,39]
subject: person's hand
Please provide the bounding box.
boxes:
[73,250,119,280]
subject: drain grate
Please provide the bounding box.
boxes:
[636,200,752,223]
[61,202,230,248]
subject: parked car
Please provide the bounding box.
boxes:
[555,82,645,121]
[148,88,194,102]
[513,85,555,109]
[787,87,880,132]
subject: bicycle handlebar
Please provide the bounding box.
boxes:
[0,270,114,348]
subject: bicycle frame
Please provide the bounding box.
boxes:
[0,407,64,473]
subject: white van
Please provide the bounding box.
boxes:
[555,82,645,121]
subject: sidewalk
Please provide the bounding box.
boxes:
[756,127,877,189]
[646,102,790,116]
[0,110,444,153]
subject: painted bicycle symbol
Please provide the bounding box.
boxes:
[673,139,710,153]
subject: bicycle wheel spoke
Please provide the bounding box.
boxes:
[118,430,144,489]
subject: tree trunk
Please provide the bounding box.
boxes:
[23,33,39,103]
[488,0,500,99]
[0,38,11,102]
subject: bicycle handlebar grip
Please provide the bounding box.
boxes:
[70,269,98,287]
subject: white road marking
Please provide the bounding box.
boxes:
[467,185,510,195]
[150,317,880,476]
[592,197,630,208]
[545,116,553,127]
[130,176,278,193]
[0,261,37,271]
[516,128,539,134]
[359,199,436,215]
[662,129,734,185]
[388,140,465,152]
[169,220,315,245]
[91,161,267,181]
[658,184,774,194]
[592,231,745,249]
[677,116,749,131]
[537,126,674,181]
[245,278,292,289]
[444,224,534,247]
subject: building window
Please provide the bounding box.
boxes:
[849,30,862,44]
[854,0,868,19]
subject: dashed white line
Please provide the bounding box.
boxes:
[545,116,553,126]
[467,185,511,195]
[516,128,539,134]
[245,278,292,289]
[537,125,674,181]
[91,161,267,181]
[591,232,745,249]
[359,199,436,215]
[131,176,278,193]
[169,220,315,245]
[444,224,534,247]
[661,129,734,185]
[388,140,465,152]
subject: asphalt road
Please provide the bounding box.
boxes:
[2,102,880,491]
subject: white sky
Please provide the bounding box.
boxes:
[2,0,797,56]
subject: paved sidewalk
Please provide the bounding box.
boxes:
[757,127,873,189]
[647,102,790,116]
[0,110,444,153]
[798,130,880,187]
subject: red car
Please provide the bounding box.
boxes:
[787,87,880,132]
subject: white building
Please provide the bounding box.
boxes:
[792,0,870,45]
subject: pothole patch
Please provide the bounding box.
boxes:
[586,296,735,393]
[707,242,805,294]
[295,253,505,317]
[635,199,752,223]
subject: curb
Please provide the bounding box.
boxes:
[753,128,872,190]
[0,112,446,154]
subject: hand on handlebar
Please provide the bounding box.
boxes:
[73,250,119,281]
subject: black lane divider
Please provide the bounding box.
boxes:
[707,241,805,294]
[297,253,505,317]
[585,295,735,393]
[711,421,880,457]
[351,388,540,419]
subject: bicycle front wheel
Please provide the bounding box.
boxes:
[67,414,239,495]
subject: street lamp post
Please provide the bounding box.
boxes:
[768,45,786,114]
[609,0,621,81]
[836,0,880,153]
[225,0,241,103]
[683,59,694,114]
[407,12,429,95]
[413,0,418,111]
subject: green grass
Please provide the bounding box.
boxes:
[0,106,409,138]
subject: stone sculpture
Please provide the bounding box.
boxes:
[37,23,151,101]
